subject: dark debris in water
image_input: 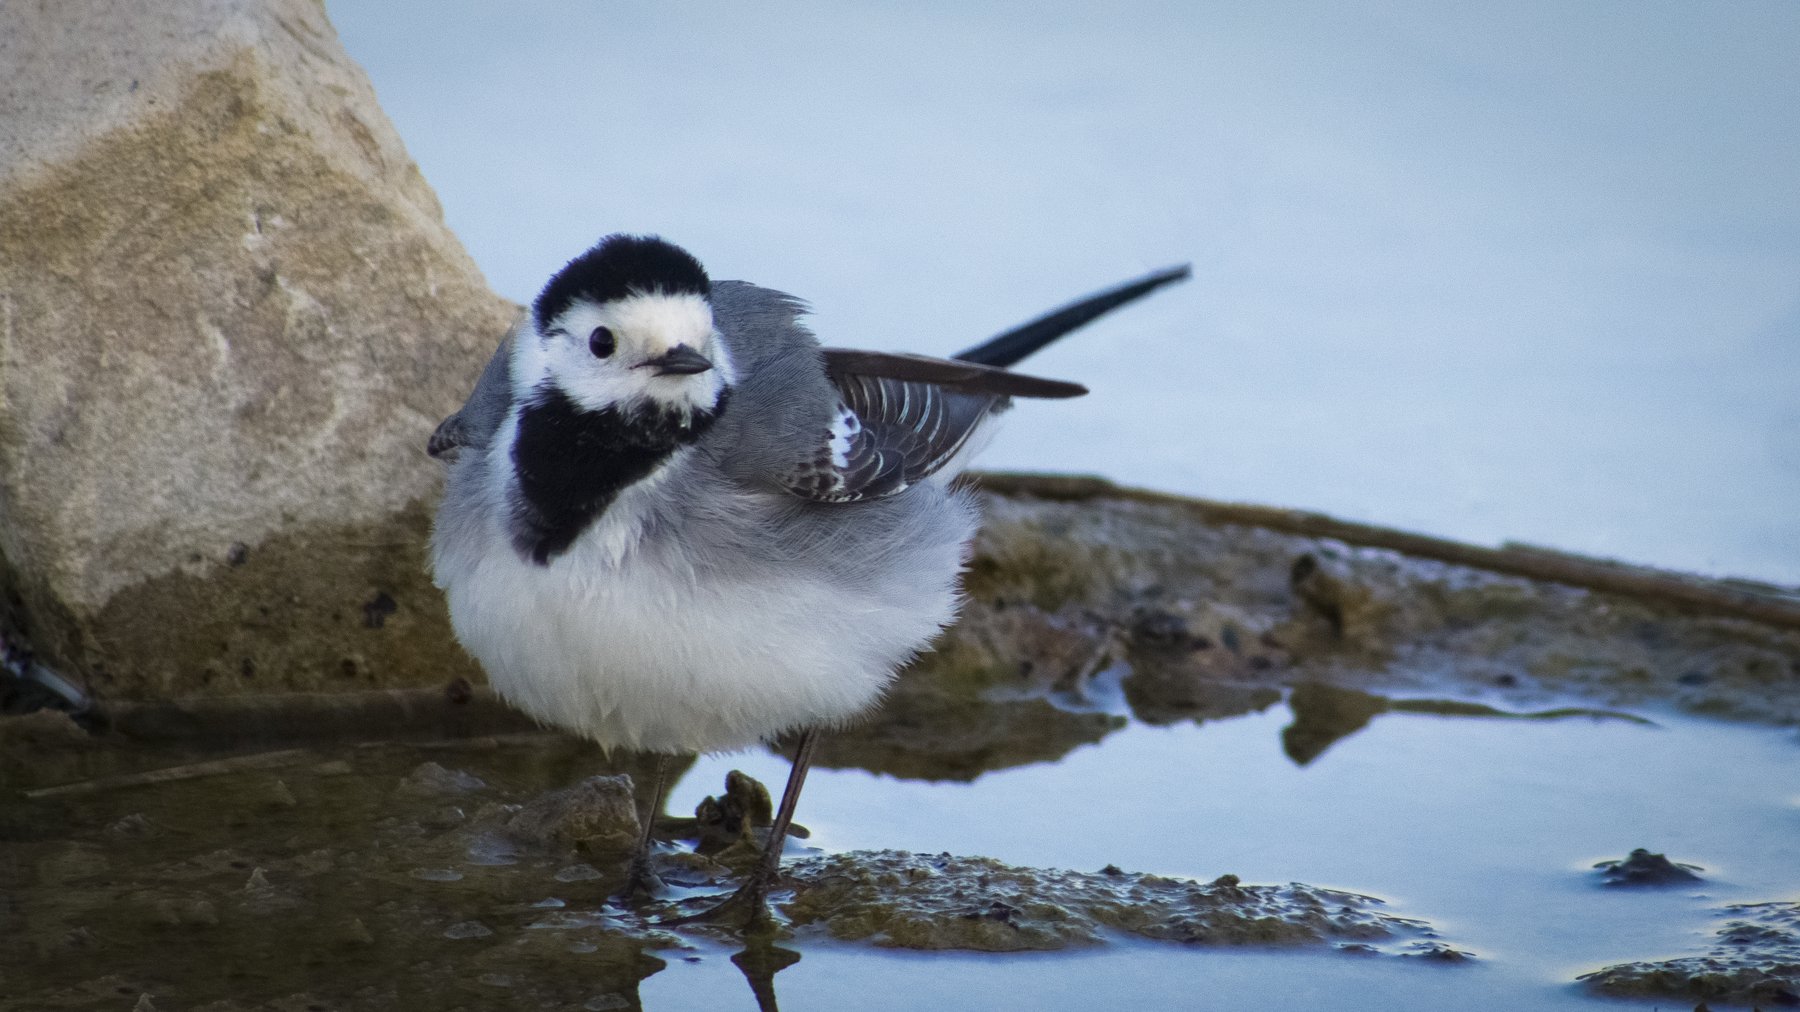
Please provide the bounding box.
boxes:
[1401,941,1477,962]
[1580,900,1800,1006]
[1593,847,1706,887]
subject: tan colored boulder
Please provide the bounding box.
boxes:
[0,0,512,696]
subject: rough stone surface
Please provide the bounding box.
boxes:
[0,0,513,696]
[1592,848,1705,888]
[500,774,640,858]
[775,851,1446,954]
[931,490,1800,733]
[395,760,488,797]
[1580,901,1800,1005]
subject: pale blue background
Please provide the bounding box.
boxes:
[330,2,1800,583]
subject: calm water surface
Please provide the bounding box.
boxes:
[643,705,1800,1010]
[327,1,1800,584]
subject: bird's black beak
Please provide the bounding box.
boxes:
[642,344,713,376]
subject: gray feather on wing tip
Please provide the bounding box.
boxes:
[431,314,527,461]
[426,415,466,459]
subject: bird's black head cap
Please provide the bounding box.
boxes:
[532,234,712,333]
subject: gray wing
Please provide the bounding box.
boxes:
[427,316,525,460]
[780,348,1085,503]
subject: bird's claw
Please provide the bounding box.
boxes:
[615,852,667,905]
[660,871,781,932]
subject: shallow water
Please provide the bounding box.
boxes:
[10,696,1796,1009]
[325,1,1800,584]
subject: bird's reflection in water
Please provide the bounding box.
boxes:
[600,936,798,1011]
[731,938,802,1012]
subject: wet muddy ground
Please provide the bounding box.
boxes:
[5,484,1798,1009]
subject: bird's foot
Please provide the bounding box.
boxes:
[614,850,666,905]
[660,868,780,932]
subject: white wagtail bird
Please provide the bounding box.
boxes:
[427,234,1187,924]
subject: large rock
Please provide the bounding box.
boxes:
[0,0,512,696]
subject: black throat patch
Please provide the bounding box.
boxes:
[509,384,727,565]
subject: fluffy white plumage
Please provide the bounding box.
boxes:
[431,289,978,753]
[433,447,971,753]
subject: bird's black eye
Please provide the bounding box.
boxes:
[588,326,616,359]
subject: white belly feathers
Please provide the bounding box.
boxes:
[430,449,968,754]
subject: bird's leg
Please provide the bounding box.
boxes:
[731,937,801,1012]
[746,726,819,895]
[619,752,671,901]
[667,727,821,929]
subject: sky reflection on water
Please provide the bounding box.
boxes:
[666,703,1800,1010]
[329,1,1800,584]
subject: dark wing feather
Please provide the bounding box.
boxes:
[775,264,1188,502]
[426,413,472,459]
[954,264,1190,366]
[822,349,1087,399]
[780,349,1085,503]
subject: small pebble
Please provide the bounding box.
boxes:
[443,920,493,939]
[105,813,155,839]
[1405,942,1475,962]
[259,778,297,809]
[1595,848,1704,887]
[337,916,375,947]
[398,761,488,795]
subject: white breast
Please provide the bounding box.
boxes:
[429,444,968,754]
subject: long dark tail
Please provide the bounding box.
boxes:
[954,264,1191,367]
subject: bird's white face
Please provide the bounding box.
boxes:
[513,291,733,418]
